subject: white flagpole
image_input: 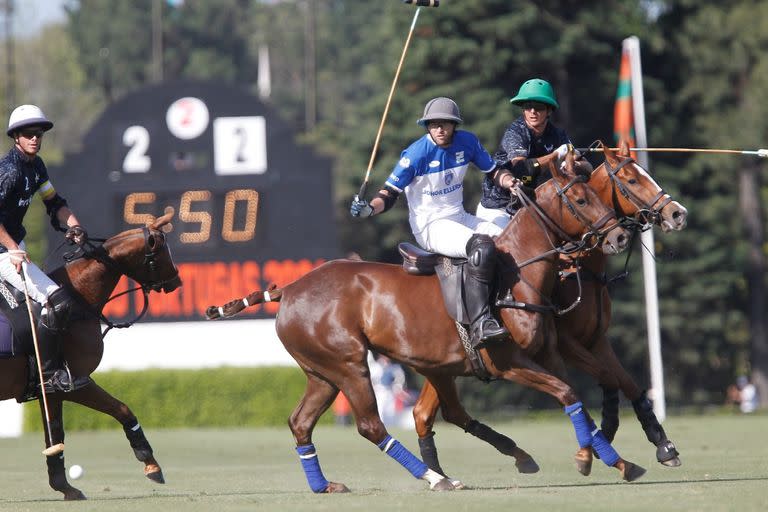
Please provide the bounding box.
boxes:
[624,36,666,421]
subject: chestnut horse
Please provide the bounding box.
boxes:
[411,141,688,481]
[207,156,643,492]
[0,208,181,500]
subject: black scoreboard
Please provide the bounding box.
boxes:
[49,81,339,322]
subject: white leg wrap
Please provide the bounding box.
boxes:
[421,469,446,489]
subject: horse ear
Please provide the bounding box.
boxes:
[618,137,631,157]
[601,140,618,166]
[151,206,175,232]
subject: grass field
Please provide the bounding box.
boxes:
[0,413,766,512]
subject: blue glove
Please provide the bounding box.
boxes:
[350,195,374,217]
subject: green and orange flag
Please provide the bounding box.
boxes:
[614,46,637,159]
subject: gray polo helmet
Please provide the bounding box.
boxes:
[7,104,54,137]
[417,97,463,126]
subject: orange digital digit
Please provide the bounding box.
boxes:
[123,192,157,226]
[222,189,259,242]
[179,190,213,243]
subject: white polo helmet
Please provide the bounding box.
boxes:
[417,97,463,126]
[7,104,54,137]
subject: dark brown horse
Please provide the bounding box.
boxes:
[206,156,642,492]
[410,140,688,482]
[0,208,181,500]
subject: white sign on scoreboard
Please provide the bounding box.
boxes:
[213,116,268,175]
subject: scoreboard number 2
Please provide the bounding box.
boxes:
[213,116,268,175]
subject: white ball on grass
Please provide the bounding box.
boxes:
[68,464,84,480]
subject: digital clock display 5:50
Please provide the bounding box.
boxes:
[122,189,259,246]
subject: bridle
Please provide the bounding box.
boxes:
[63,227,179,334]
[602,156,673,227]
[496,172,623,316]
[511,172,620,267]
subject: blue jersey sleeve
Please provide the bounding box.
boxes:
[385,148,419,192]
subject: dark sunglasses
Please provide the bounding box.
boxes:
[19,128,45,139]
[520,102,548,112]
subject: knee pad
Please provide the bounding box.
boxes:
[466,234,497,281]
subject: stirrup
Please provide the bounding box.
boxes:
[470,319,509,349]
[42,367,74,394]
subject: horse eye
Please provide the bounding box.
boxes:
[576,198,587,206]
[628,178,638,184]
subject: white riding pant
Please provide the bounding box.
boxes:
[0,241,59,305]
[414,211,503,258]
[475,203,512,230]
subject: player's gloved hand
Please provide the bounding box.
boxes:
[65,225,88,245]
[350,196,374,218]
[554,144,572,160]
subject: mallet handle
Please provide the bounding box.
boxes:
[581,147,768,157]
[359,7,422,198]
[403,0,439,6]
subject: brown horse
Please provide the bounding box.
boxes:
[206,156,642,492]
[0,208,181,500]
[410,140,688,481]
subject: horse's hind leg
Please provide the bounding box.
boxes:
[288,372,349,493]
[414,376,539,481]
[336,370,452,492]
[39,395,86,500]
[65,382,165,483]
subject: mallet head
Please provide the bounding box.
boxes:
[403,0,440,6]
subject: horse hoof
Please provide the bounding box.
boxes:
[431,478,455,491]
[657,441,681,467]
[574,449,592,476]
[449,478,465,490]
[515,455,540,474]
[63,488,87,500]
[324,482,350,493]
[621,461,647,482]
[660,456,681,467]
[146,469,165,484]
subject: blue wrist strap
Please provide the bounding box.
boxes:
[296,444,330,493]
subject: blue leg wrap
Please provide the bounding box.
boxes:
[565,402,592,448]
[378,435,428,479]
[296,444,330,493]
[591,428,621,466]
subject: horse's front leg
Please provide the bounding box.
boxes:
[590,337,682,467]
[485,343,645,483]
[66,381,165,483]
[39,394,86,500]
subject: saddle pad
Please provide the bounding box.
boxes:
[0,313,12,357]
[0,281,37,357]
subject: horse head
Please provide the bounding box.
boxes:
[595,139,688,232]
[68,207,182,308]
[510,150,630,255]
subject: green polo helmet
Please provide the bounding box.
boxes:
[510,78,559,110]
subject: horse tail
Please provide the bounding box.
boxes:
[205,284,283,320]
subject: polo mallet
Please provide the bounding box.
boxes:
[578,147,768,158]
[18,259,65,457]
[356,0,440,201]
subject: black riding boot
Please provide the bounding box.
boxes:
[36,323,74,393]
[37,288,77,393]
[464,234,508,349]
[40,287,75,332]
